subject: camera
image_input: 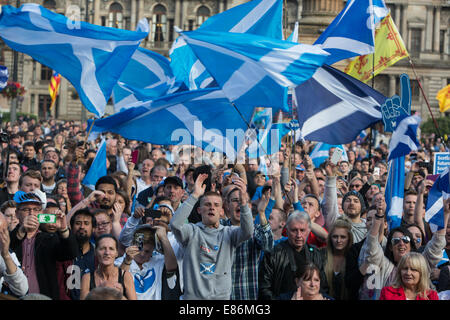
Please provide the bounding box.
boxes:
[134,233,145,251]
[0,132,9,144]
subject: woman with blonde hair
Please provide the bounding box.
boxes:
[322,216,353,300]
[379,252,439,300]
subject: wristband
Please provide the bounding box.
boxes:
[375,214,384,219]
[123,260,132,265]
[59,228,69,233]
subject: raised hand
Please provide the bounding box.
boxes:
[381,73,411,132]
[192,173,209,199]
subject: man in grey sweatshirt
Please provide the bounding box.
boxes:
[170,173,253,300]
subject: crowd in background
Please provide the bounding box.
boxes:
[0,115,449,301]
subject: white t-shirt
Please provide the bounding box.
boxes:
[135,178,151,196]
[115,255,166,300]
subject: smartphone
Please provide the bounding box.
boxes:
[330,148,343,165]
[134,233,145,251]
[131,150,139,164]
[38,214,56,224]
[374,167,380,176]
[231,172,240,183]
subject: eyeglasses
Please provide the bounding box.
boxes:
[391,236,411,246]
[18,207,41,214]
[97,222,111,228]
[350,184,363,189]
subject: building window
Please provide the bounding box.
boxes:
[410,79,420,102]
[43,0,56,10]
[41,64,53,81]
[152,4,167,47]
[284,0,298,37]
[187,19,194,31]
[439,30,445,53]
[101,16,107,26]
[38,94,53,119]
[109,2,123,29]
[196,6,210,29]
[168,18,174,42]
[410,28,422,57]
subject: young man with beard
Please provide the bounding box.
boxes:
[68,208,97,300]
[40,160,58,195]
[322,161,368,244]
[94,176,122,240]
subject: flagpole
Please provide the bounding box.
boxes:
[83,117,97,150]
[407,56,445,144]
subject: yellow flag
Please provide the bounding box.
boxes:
[436,84,450,113]
[344,13,408,83]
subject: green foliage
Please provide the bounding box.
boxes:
[420,116,450,136]
[0,112,38,124]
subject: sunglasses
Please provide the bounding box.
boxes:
[391,235,411,246]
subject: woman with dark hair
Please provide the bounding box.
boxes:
[405,223,427,252]
[291,263,333,300]
[80,234,136,300]
[359,199,449,300]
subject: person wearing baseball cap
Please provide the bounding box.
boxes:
[9,190,78,300]
[163,176,185,211]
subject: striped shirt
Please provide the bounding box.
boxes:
[223,219,273,300]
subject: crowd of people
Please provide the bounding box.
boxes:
[0,115,449,301]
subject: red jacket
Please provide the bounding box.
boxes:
[379,286,439,300]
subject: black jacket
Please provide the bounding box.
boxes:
[9,227,79,300]
[258,240,328,300]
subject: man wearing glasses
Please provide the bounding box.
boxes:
[9,190,78,300]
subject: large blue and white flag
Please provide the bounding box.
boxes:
[0,4,148,117]
[425,167,450,233]
[170,0,283,90]
[0,65,8,89]
[178,29,329,115]
[82,138,107,190]
[295,65,386,144]
[309,142,348,168]
[385,156,405,230]
[314,0,389,65]
[88,88,254,161]
[112,47,185,113]
[387,115,421,161]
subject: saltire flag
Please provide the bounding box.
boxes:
[344,13,408,82]
[295,64,386,144]
[177,29,329,115]
[82,137,107,190]
[425,167,450,233]
[48,70,61,110]
[385,114,420,229]
[436,84,450,113]
[384,155,405,230]
[112,47,186,113]
[0,65,8,89]
[170,0,283,90]
[86,88,254,162]
[387,115,420,161]
[0,4,148,118]
[309,142,348,168]
[314,0,389,65]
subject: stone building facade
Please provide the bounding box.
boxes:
[0,0,448,121]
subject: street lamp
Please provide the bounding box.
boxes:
[10,0,20,124]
